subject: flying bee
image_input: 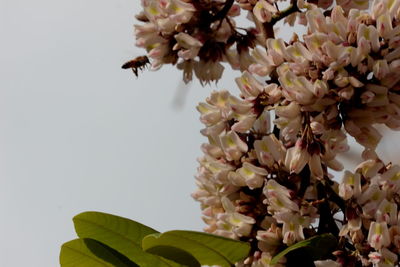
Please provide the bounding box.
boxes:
[121,55,150,77]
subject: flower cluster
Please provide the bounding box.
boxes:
[192,87,343,266]
[131,0,400,266]
[134,0,367,84]
[248,1,400,150]
[135,0,254,83]
[338,156,400,266]
[190,0,400,266]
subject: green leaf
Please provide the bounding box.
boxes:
[144,245,201,267]
[60,238,135,267]
[73,211,185,267]
[271,234,337,265]
[142,230,251,267]
[73,211,158,246]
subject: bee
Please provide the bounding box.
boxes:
[121,55,150,77]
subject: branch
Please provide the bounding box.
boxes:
[323,181,346,213]
[270,1,300,25]
[316,182,339,236]
[210,0,234,23]
[298,166,310,198]
[262,0,300,38]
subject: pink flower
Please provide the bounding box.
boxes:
[285,139,309,174]
[369,247,398,267]
[249,47,275,76]
[358,184,386,218]
[219,197,256,237]
[376,199,398,226]
[339,171,361,200]
[252,110,271,135]
[197,102,222,126]
[194,60,225,85]
[274,211,310,245]
[368,221,391,250]
[235,71,264,100]
[266,38,288,64]
[278,69,314,104]
[253,0,277,23]
[381,165,400,190]
[220,131,248,161]
[264,180,299,213]
[376,14,393,39]
[337,0,369,13]
[236,162,268,189]
[174,33,202,60]
[256,225,282,253]
[254,135,285,167]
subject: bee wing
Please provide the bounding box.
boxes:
[172,80,192,110]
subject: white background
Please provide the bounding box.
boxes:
[1,1,400,266]
[0,1,237,266]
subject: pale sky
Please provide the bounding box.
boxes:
[0,1,238,266]
[1,1,400,267]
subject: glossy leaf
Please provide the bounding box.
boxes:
[73,211,185,267]
[271,234,337,265]
[60,238,135,267]
[145,245,201,267]
[142,230,251,267]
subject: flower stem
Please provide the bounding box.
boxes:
[262,0,300,38]
[211,0,234,23]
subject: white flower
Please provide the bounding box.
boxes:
[376,199,398,226]
[253,0,277,23]
[285,139,309,174]
[274,211,310,245]
[369,247,398,267]
[254,135,284,167]
[237,162,268,189]
[219,197,256,237]
[235,71,264,100]
[264,180,299,213]
[367,221,391,250]
[174,33,202,60]
[219,131,248,161]
[339,171,361,200]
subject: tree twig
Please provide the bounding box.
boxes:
[316,182,339,236]
[270,1,300,25]
[262,0,300,38]
[210,0,234,23]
